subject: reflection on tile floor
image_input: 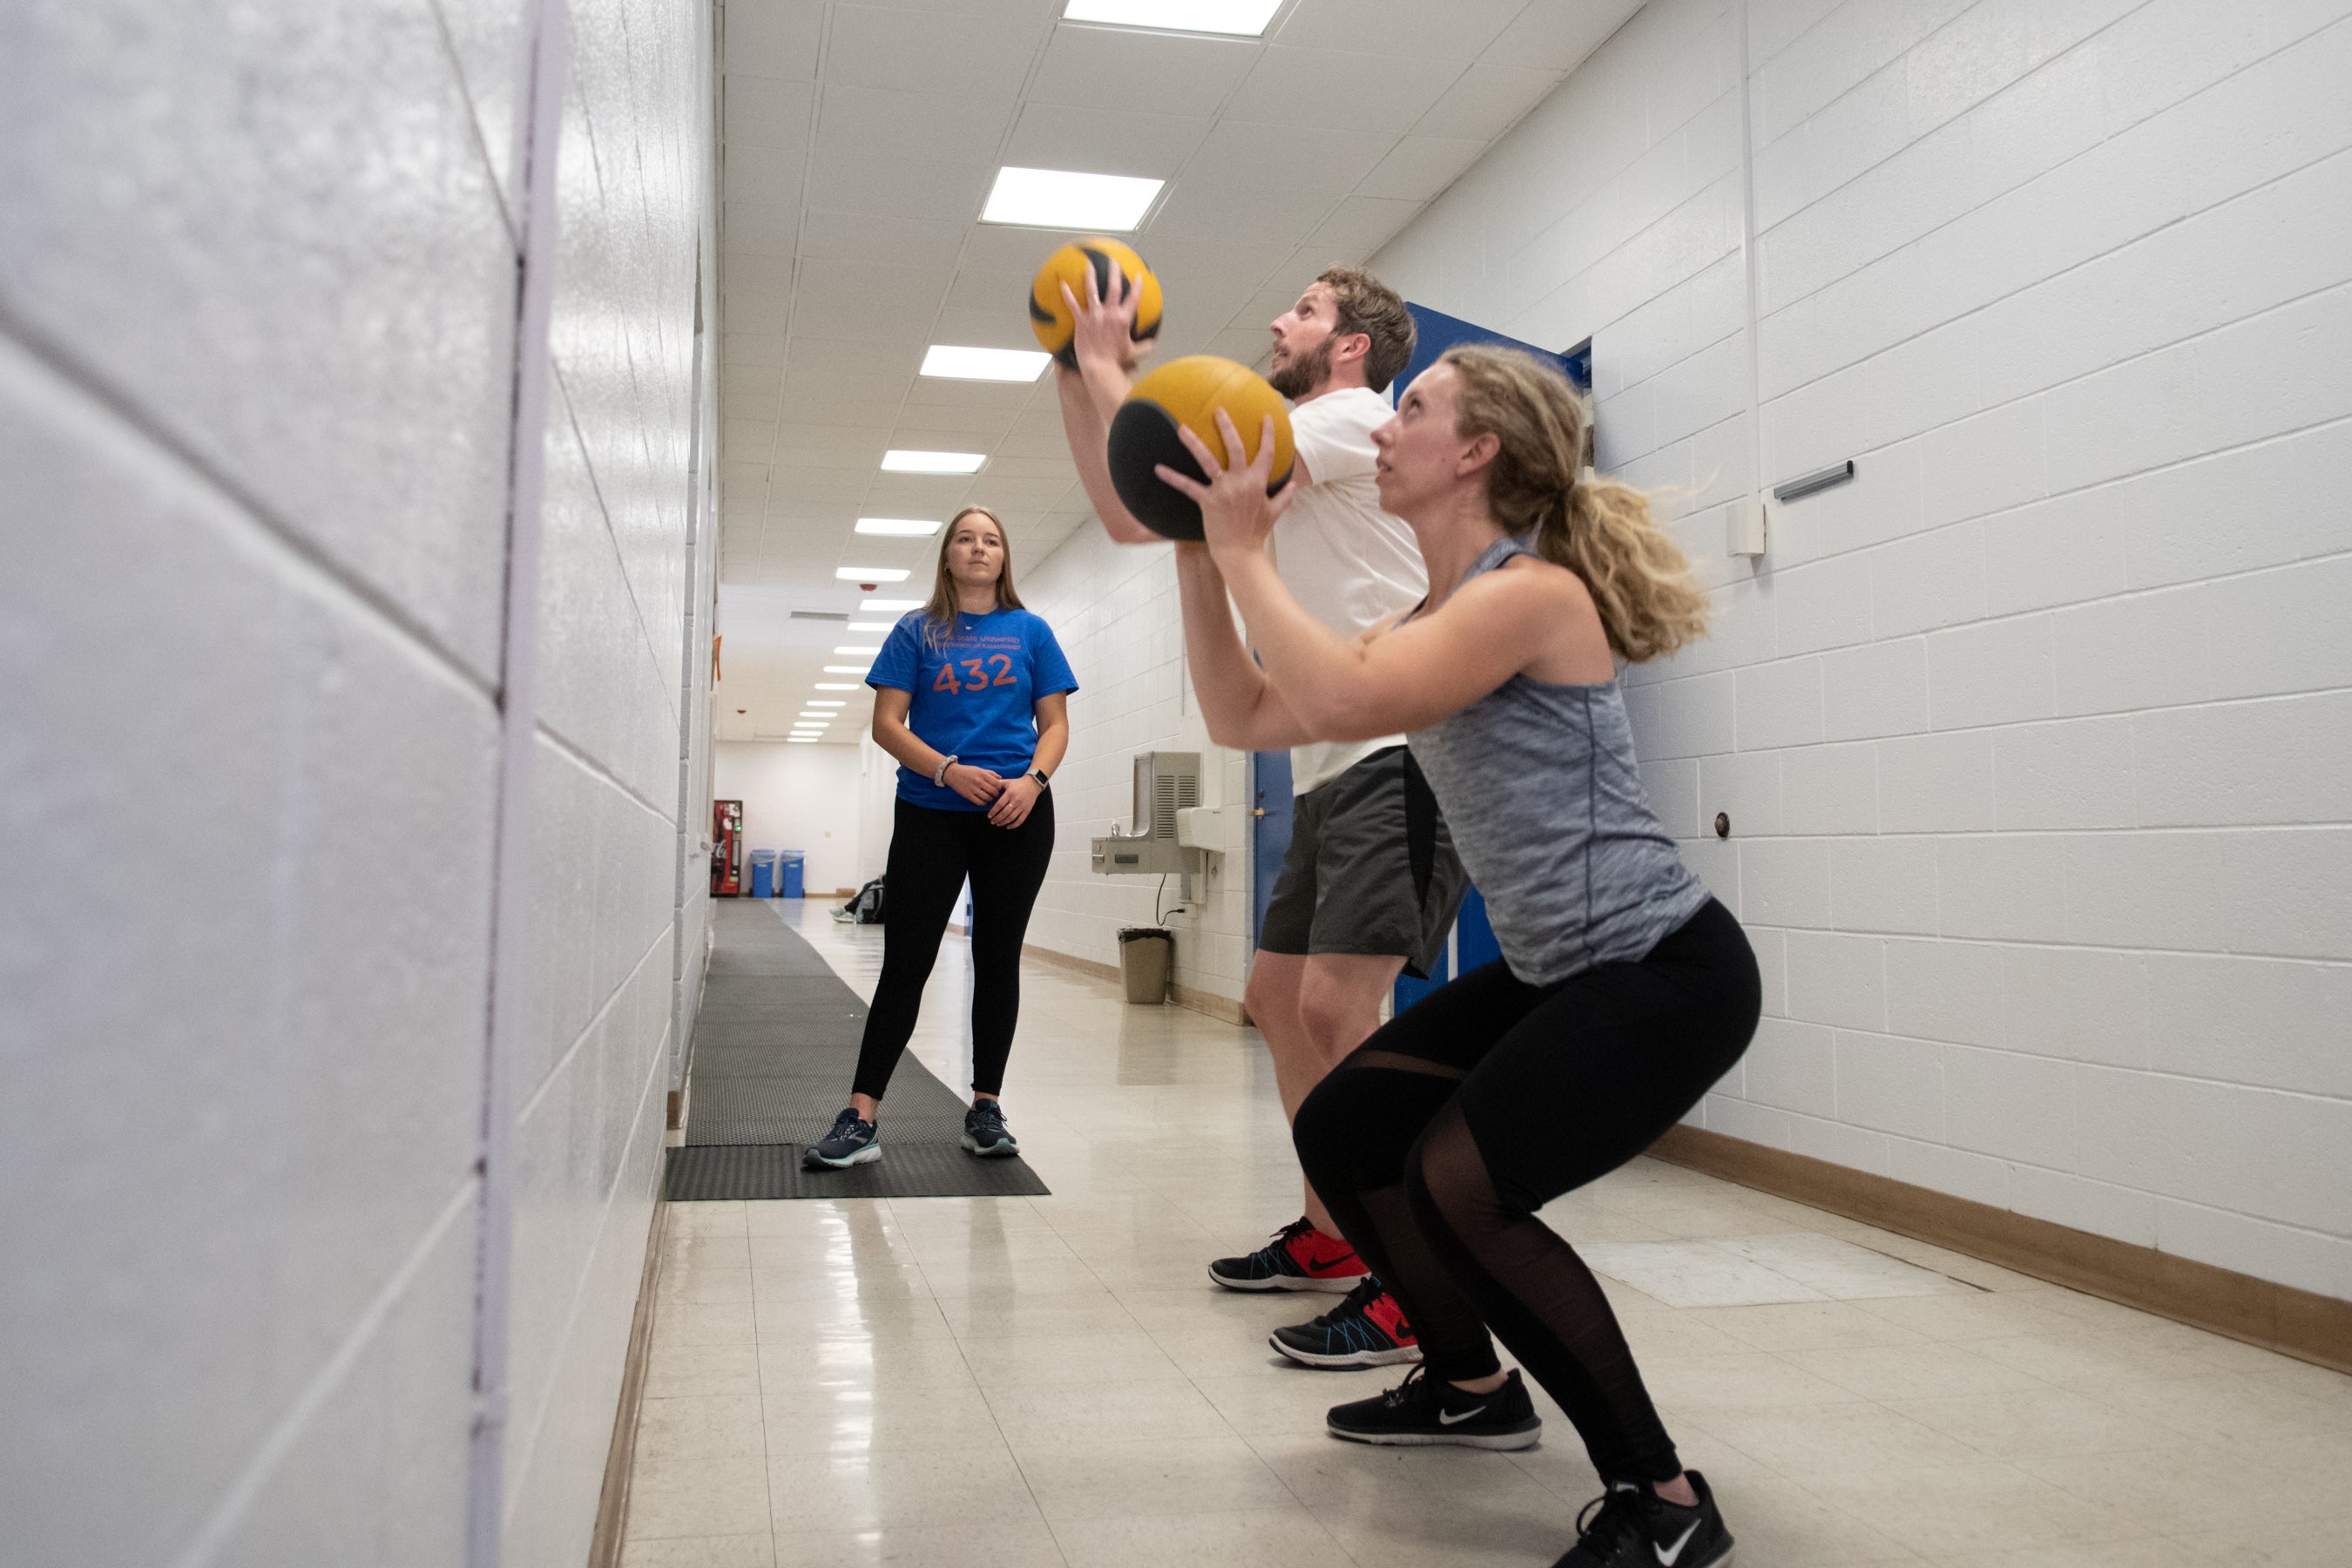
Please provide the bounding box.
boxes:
[623,902,2352,1566]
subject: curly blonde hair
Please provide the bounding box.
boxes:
[1439,345,1707,663]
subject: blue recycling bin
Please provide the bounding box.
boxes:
[777,852,805,899]
[747,848,778,899]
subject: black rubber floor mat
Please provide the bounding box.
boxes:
[665,1140,1049,1200]
[672,902,1047,1199]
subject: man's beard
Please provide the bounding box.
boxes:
[1267,334,1334,399]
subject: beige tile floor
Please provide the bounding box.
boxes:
[624,902,2352,1566]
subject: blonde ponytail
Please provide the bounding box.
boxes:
[1439,345,1707,663]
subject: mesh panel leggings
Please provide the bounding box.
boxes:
[1292,898,1759,1484]
[849,793,1054,1103]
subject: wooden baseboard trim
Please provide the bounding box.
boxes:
[1018,941,1251,1026]
[586,1197,670,1568]
[1648,1125,2351,1375]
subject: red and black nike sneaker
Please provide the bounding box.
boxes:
[1271,1276,1422,1368]
[1206,1216,1369,1293]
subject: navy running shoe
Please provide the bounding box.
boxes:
[962,1099,1019,1158]
[1208,1217,1368,1293]
[1551,1473,1734,1568]
[801,1107,880,1169]
[1272,1276,1422,1369]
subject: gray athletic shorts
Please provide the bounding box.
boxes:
[1260,746,1468,980]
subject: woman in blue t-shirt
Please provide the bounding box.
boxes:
[803,507,1078,1171]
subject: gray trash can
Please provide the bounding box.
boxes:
[1118,927,1172,1004]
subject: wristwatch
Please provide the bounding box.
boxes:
[1029,769,1051,789]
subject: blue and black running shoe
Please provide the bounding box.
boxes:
[962,1098,1019,1158]
[1271,1276,1423,1369]
[801,1107,880,1169]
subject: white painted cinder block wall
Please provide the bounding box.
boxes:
[1367,0,2352,1301]
[0,2,717,1564]
[1019,527,1255,1003]
[713,740,864,894]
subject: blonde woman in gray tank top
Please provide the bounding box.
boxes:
[1158,348,1758,1568]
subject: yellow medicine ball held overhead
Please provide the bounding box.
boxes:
[1107,355,1294,542]
[1028,238,1163,368]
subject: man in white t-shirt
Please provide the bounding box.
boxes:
[1058,265,1467,1373]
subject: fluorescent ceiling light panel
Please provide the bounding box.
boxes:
[835,566,912,581]
[880,449,986,475]
[847,621,894,632]
[982,166,1162,231]
[855,517,943,536]
[834,645,882,656]
[808,700,847,708]
[921,345,1052,382]
[862,598,921,612]
[1062,0,1282,36]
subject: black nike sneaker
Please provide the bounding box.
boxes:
[1552,1472,1734,1568]
[1325,1365,1540,1450]
[1271,1276,1423,1369]
[1207,1216,1369,1293]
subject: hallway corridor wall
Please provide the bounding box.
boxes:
[1367,0,2352,1304]
[1,3,717,1565]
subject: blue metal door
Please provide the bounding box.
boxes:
[1251,748,1293,945]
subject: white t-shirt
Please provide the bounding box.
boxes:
[1273,386,1429,794]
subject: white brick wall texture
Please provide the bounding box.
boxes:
[1017,528,1255,1004]
[1364,0,2352,1301]
[0,3,717,1564]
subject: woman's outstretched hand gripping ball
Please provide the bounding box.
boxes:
[1029,238,1162,367]
[1106,356,1294,541]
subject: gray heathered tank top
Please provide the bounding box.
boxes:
[1407,534,1710,987]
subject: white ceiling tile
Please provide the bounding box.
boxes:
[941,265,1038,316]
[724,2,824,80]
[724,418,779,453]
[724,76,819,150]
[902,375,1034,411]
[1205,325,1277,366]
[1148,179,1331,247]
[770,470,873,503]
[1410,61,1564,143]
[723,153,803,210]
[796,207,968,269]
[720,361,786,397]
[826,4,1045,98]
[793,258,954,323]
[1027,24,1260,115]
[1273,0,1524,61]
[1184,118,1391,191]
[983,454,1078,481]
[1301,193,1423,259]
[725,332,789,368]
[1222,46,1455,132]
[928,308,1042,353]
[815,83,1018,165]
[804,150,994,221]
[1001,100,1214,179]
[1355,135,1484,201]
[1483,0,1646,71]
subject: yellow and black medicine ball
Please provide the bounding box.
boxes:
[1107,355,1295,542]
[1029,238,1163,368]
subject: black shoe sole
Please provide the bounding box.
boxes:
[1325,1415,1541,1450]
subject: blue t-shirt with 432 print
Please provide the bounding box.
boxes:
[867,606,1078,811]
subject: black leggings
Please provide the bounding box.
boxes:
[1292,898,1758,1484]
[850,794,1055,1103]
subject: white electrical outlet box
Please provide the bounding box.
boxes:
[1727,497,1767,557]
